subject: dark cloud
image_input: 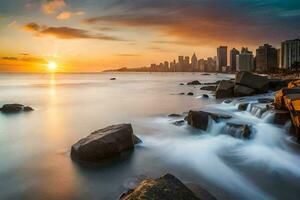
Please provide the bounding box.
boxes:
[22,22,123,41]
[82,0,300,46]
[2,57,18,60]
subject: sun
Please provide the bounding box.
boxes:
[47,61,57,71]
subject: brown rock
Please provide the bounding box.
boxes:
[235,71,269,93]
[120,174,207,200]
[234,85,255,97]
[226,123,251,139]
[215,80,234,99]
[71,124,140,162]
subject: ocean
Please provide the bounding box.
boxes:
[0,72,299,200]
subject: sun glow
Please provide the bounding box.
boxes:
[47,61,57,71]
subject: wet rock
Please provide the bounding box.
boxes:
[273,110,291,125]
[269,79,290,91]
[187,110,231,130]
[235,71,269,93]
[179,83,185,85]
[274,87,300,110]
[237,103,249,111]
[200,85,217,91]
[133,135,142,144]
[249,103,269,118]
[234,85,256,97]
[168,114,182,118]
[178,92,185,95]
[215,80,234,99]
[202,94,209,98]
[201,73,211,75]
[119,174,202,200]
[110,78,116,80]
[226,123,251,139]
[224,100,232,104]
[172,120,185,126]
[288,80,300,88]
[71,124,140,162]
[187,80,201,85]
[0,104,33,113]
[187,92,194,96]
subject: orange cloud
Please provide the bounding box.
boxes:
[57,11,85,20]
[42,0,66,14]
[22,22,123,41]
[1,54,47,64]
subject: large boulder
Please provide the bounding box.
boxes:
[215,80,234,99]
[0,104,34,113]
[187,110,231,130]
[120,174,214,200]
[71,124,141,162]
[235,71,269,93]
[237,103,249,111]
[273,110,291,125]
[234,85,255,97]
[274,87,300,110]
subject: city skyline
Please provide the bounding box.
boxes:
[1,0,300,72]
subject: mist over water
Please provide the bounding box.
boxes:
[0,73,300,200]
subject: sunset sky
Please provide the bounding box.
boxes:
[0,0,300,72]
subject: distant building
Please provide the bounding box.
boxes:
[191,53,198,72]
[255,44,277,72]
[184,56,190,71]
[178,56,184,71]
[217,46,227,72]
[230,48,239,72]
[236,47,254,72]
[281,39,300,69]
[164,61,169,72]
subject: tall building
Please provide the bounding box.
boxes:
[281,39,300,69]
[191,53,198,72]
[230,48,239,72]
[184,56,190,71]
[236,47,254,72]
[255,44,278,72]
[164,61,169,72]
[217,46,227,72]
[178,56,184,71]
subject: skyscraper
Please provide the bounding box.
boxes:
[255,44,277,72]
[217,46,227,72]
[191,53,198,72]
[236,47,254,72]
[178,56,184,71]
[281,39,300,69]
[230,48,239,72]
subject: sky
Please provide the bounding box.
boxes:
[0,0,300,72]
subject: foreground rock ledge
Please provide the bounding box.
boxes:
[71,124,141,162]
[120,174,216,200]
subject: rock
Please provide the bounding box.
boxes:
[71,124,140,162]
[225,123,251,139]
[133,135,142,144]
[178,92,185,95]
[249,103,269,118]
[235,71,269,93]
[119,174,201,200]
[234,85,255,97]
[224,100,232,104]
[187,110,231,130]
[274,87,300,110]
[201,73,211,75]
[202,94,209,98]
[168,114,182,118]
[24,106,34,112]
[0,104,33,113]
[215,80,234,99]
[172,120,185,126]
[110,78,116,80]
[273,110,291,125]
[288,80,300,88]
[179,83,185,85]
[269,79,290,91]
[187,92,194,96]
[200,85,217,91]
[187,80,201,85]
[237,103,249,111]
[257,98,274,103]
